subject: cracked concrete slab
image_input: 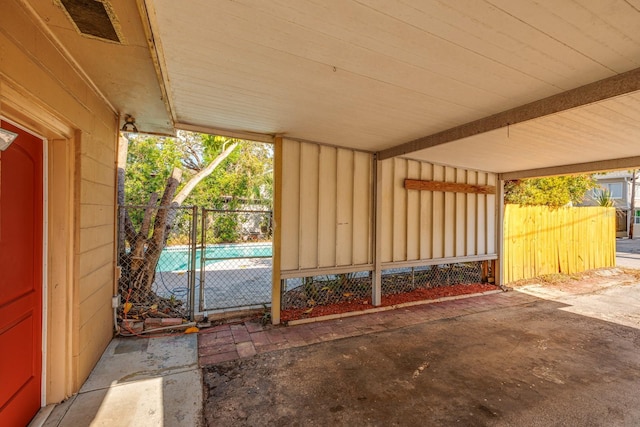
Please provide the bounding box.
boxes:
[203,284,640,426]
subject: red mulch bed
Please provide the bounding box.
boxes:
[280,283,498,323]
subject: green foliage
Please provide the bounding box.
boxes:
[125,131,272,209]
[124,131,273,244]
[213,213,240,243]
[260,303,271,326]
[178,134,273,210]
[124,135,183,207]
[504,175,597,207]
[593,189,614,207]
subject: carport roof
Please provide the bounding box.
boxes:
[27,0,640,177]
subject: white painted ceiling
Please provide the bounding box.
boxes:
[409,92,640,173]
[30,0,640,175]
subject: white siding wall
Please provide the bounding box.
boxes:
[380,158,496,267]
[279,139,497,278]
[280,139,373,276]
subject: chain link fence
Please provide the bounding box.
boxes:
[118,205,275,318]
[119,203,492,323]
[281,272,372,311]
[199,209,273,312]
[381,262,489,297]
[281,261,493,321]
[117,205,197,320]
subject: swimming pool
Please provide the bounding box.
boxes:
[157,242,272,271]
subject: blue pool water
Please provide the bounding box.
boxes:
[157,242,272,271]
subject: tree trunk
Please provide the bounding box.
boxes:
[630,169,637,239]
[139,168,182,291]
[119,142,239,296]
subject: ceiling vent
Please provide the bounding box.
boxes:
[58,0,123,43]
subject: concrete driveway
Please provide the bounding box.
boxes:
[616,238,640,269]
[203,275,640,426]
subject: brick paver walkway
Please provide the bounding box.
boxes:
[198,291,538,366]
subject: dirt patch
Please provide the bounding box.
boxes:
[508,268,640,295]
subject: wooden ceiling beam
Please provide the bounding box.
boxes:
[499,156,640,180]
[377,67,640,161]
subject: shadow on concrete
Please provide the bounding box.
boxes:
[43,335,202,427]
[203,288,640,426]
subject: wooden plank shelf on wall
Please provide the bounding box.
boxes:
[404,179,496,195]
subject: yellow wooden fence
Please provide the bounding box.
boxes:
[503,205,616,283]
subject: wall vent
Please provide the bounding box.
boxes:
[58,0,122,43]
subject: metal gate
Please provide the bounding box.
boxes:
[198,209,273,312]
[118,205,199,319]
[118,205,273,318]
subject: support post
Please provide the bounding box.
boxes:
[372,155,382,306]
[189,206,197,321]
[271,136,283,324]
[495,179,505,289]
[481,261,489,282]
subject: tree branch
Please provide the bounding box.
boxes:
[173,142,238,206]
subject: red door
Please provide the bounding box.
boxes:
[0,121,43,426]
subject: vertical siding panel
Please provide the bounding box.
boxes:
[369,156,375,264]
[280,139,300,270]
[607,208,613,266]
[381,159,393,263]
[352,151,371,265]
[444,167,455,258]
[551,208,556,274]
[590,208,596,269]
[466,171,477,256]
[523,207,528,280]
[486,173,496,254]
[567,208,574,273]
[455,169,466,257]
[537,206,544,276]
[609,208,616,266]
[521,206,528,280]
[560,208,569,273]
[573,209,580,273]
[545,206,551,276]
[298,143,319,269]
[317,146,337,267]
[503,204,511,283]
[583,209,589,270]
[553,208,561,274]
[510,205,517,282]
[528,207,535,278]
[406,160,420,260]
[392,158,407,262]
[557,208,564,273]
[584,208,590,270]
[538,206,545,276]
[477,173,487,255]
[432,165,445,258]
[419,163,433,260]
[576,209,582,272]
[336,148,354,265]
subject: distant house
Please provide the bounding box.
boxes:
[583,171,640,237]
